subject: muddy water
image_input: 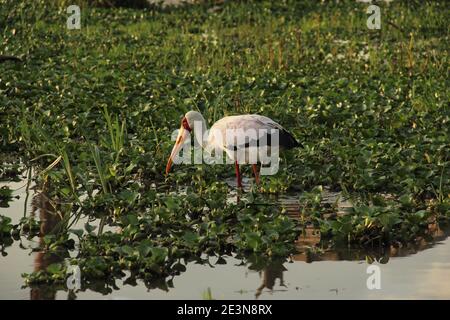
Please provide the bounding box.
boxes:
[1,179,450,300]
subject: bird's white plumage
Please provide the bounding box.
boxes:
[184,111,296,164]
[168,111,299,185]
[204,114,285,164]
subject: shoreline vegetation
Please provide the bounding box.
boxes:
[0,0,448,290]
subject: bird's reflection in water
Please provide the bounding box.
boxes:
[255,261,287,299]
[253,221,450,299]
[24,189,450,300]
[29,192,69,300]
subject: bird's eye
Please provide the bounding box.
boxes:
[181,117,192,132]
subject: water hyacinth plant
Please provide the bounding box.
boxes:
[0,0,448,293]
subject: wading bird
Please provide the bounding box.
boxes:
[165,111,300,188]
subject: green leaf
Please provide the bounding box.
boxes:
[123,214,139,226]
[414,210,427,219]
[84,223,97,234]
[137,241,152,257]
[245,232,261,250]
[46,263,63,274]
[172,262,187,272]
[183,231,199,246]
[150,247,168,264]
[69,229,84,238]
[165,197,179,211]
[118,190,139,204]
[121,245,135,256]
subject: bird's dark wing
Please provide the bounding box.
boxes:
[228,115,300,150]
[231,129,300,150]
[250,116,301,150]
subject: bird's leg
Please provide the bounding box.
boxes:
[235,161,243,189]
[251,164,260,185]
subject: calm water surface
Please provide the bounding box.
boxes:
[1,179,450,300]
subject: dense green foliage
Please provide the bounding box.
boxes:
[0,0,449,288]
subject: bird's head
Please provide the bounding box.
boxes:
[165,111,206,175]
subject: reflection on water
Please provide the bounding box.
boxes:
[279,191,450,264]
[251,221,450,299]
[292,224,450,264]
[1,181,450,299]
[30,192,67,300]
[255,261,287,299]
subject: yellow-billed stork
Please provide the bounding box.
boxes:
[165,111,300,188]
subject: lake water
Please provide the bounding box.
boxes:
[1,179,450,300]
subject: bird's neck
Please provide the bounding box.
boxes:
[191,117,208,149]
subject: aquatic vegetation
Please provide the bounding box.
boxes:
[0,215,13,237]
[0,186,14,207]
[0,215,16,256]
[0,0,448,289]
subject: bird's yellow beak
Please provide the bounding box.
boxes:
[165,126,189,175]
